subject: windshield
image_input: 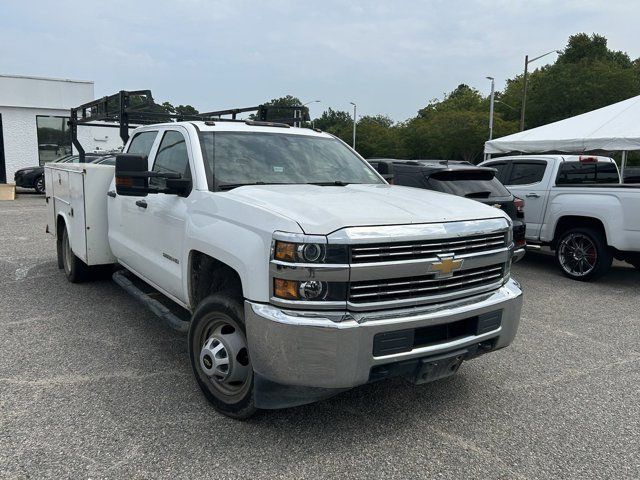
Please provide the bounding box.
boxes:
[199,131,384,190]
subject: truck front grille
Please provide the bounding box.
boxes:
[349,264,505,304]
[350,233,507,263]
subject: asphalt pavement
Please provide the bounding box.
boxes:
[1,194,639,479]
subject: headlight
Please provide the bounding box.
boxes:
[273,240,347,264]
[273,278,347,302]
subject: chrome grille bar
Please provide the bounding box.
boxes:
[351,233,507,263]
[349,265,505,303]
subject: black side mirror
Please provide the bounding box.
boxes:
[165,178,192,197]
[115,154,150,197]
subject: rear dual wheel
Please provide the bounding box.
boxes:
[59,225,91,283]
[555,228,612,281]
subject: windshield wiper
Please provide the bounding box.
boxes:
[307,181,353,186]
[217,181,268,191]
[464,191,492,198]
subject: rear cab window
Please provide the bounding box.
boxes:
[556,161,620,184]
[486,162,510,183]
[426,170,512,199]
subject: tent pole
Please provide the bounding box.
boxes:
[620,151,628,183]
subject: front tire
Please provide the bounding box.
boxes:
[555,228,612,281]
[34,175,45,194]
[188,294,257,419]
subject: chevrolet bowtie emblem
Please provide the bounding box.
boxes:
[430,255,463,278]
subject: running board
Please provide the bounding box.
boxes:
[113,269,190,333]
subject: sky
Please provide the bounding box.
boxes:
[1,0,639,121]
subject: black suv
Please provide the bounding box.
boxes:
[368,159,526,260]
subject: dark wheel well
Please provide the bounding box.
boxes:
[189,251,243,307]
[553,216,607,248]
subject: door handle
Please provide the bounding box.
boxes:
[525,192,540,198]
[135,200,148,209]
[107,190,116,198]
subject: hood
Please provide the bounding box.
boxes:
[16,166,42,173]
[226,184,509,235]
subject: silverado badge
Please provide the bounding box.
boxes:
[430,254,463,278]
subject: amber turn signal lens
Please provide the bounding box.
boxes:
[116,176,134,187]
[274,278,299,299]
[274,241,296,262]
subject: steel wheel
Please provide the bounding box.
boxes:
[59,224,90,283]
[558,232,597,277]
[195,312,252,403]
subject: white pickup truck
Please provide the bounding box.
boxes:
[481,155,640,280]
[46,119,523,418]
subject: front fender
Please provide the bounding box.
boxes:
[183,192,304,306]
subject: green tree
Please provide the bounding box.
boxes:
[175,104,199,117]
[406,84,516,162]
[418,84,487,118]
[500,33,640,129]
[355,115,406,158]
[257,95,307,123]
[312,108,353,143]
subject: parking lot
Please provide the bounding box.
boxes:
[1,194,639,479]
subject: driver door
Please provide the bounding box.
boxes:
[136,128,193,300]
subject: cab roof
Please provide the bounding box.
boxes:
[134,120,335,138]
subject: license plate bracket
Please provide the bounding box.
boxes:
[407,348,467,385]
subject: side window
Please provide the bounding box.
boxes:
[150,130,192,189]
[508,162,546,185]
[487,162,509,183]
[127,131,158,156]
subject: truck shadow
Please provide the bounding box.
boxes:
[246,372,476,436]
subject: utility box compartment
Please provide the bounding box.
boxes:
[45,163,116,266]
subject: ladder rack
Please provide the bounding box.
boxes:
[69,90,310,162]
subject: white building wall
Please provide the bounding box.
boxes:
[0,74,93,110]
[1,75,123,182]
[1,106,123,181]
[76,125,124,155]
[1,106,67,181]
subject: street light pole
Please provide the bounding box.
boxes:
[519,49,561,131]
[519,55,529,131]
[486,76,495,140]
[349,102,357,149]
[299,99,320,128]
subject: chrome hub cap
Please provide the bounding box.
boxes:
[199,324,250,389]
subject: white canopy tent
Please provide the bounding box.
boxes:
[484,94,640,176]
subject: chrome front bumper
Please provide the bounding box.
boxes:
[245,278,523,389]
[513,247,526,263]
